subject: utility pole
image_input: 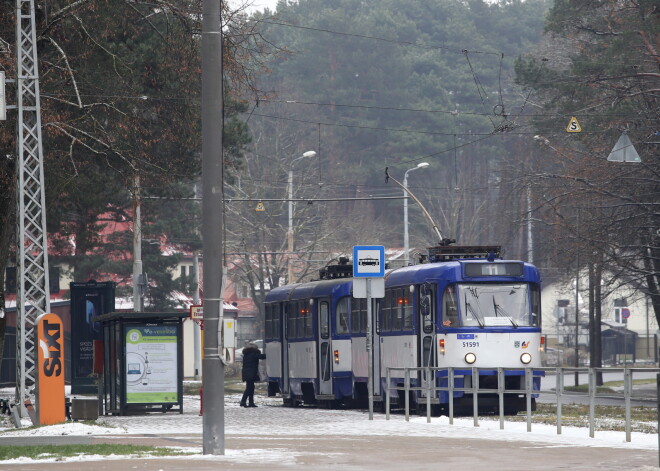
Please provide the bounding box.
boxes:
[201,0,224,455]
[575,209,580,387]
[132,173,143,312]
[15,0,50,416]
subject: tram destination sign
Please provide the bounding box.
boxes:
[353,245,385,278]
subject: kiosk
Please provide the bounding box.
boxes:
[97,311,187,415]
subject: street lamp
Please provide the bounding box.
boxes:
[288,150,317,283]
[403,162,430,266]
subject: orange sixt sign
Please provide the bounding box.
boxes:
[36,313,65,425]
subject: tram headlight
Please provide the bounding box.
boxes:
[520,352,532,364]
[464,352,477,364]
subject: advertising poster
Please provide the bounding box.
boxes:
[70,282,114,394]
[124,325,179,404]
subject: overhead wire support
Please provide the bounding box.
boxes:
[384,167,448,245]
[15,0,51,415]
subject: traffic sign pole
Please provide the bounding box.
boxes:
[366,278,373,420]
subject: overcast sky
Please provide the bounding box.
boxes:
[243,0,281,14]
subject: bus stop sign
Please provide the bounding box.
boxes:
[353,245,385,278]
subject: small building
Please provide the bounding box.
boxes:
[601,326,638,365]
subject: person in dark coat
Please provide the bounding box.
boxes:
[240,342,266,407]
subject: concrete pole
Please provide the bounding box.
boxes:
[575,209,580,386]
[201,0,224,455]
[526,185,533,264]
[403,172,409,267]
[193,253,201,380]
[132,174,142,312]
[287,169,294,283]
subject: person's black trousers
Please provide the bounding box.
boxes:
[240,379,256,406]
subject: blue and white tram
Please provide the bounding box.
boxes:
[264,246,543,414]
[381,245,543,414]
[264,265,355,407]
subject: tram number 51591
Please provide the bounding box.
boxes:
[462,341,479,348]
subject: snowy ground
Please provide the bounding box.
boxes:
[0,388,658,469]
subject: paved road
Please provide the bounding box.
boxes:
[1,432,658,471]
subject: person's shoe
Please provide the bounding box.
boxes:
[248,404,258,407]
[240,403,247,407]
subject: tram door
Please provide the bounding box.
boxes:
[281,302,290,396]
[418,283,436,398]
[317,299,332,395]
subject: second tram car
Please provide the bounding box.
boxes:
[264,246,543,415]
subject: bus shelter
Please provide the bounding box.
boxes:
[96,311,187,415]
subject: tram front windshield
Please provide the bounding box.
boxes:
[445,283,539,328]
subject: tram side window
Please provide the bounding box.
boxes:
[265,304,273,339]
[295,301,311,339]
[531,284,541,327]
[391,288,402,331]
[336,297,350,335]
[320,301,330,339]
[286,302,296,339]
[274,305,281,339]
[442,285,459,327]
[361,299,369,332]
[350,298,359,334]
[402,289,413,330]
[381,290,392,332]
[375,299,382,334]
[350,298,368,334]
[304,301,313,337]
[420,283,435,334]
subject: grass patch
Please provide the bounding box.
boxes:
[563,385,617,394]
[502,403,658,433]
[603,378,657,387]
[0,444,189,461]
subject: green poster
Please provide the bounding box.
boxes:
[125,325,179,404]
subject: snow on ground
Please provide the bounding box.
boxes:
[0,392,657,452]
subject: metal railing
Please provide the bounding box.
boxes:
[384,366,660,442]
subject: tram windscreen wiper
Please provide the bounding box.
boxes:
[464,294,484,328]
[492,297,518,328]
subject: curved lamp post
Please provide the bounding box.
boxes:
[288,151,317,282]
[403,162,430,266]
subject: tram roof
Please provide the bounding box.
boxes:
[384,259,541,285]
[265,277,352,303]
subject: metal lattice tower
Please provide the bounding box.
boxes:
[15,0,50,414]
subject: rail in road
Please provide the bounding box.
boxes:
[385,366,660,443]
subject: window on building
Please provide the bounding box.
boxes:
[614,298,629,324]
